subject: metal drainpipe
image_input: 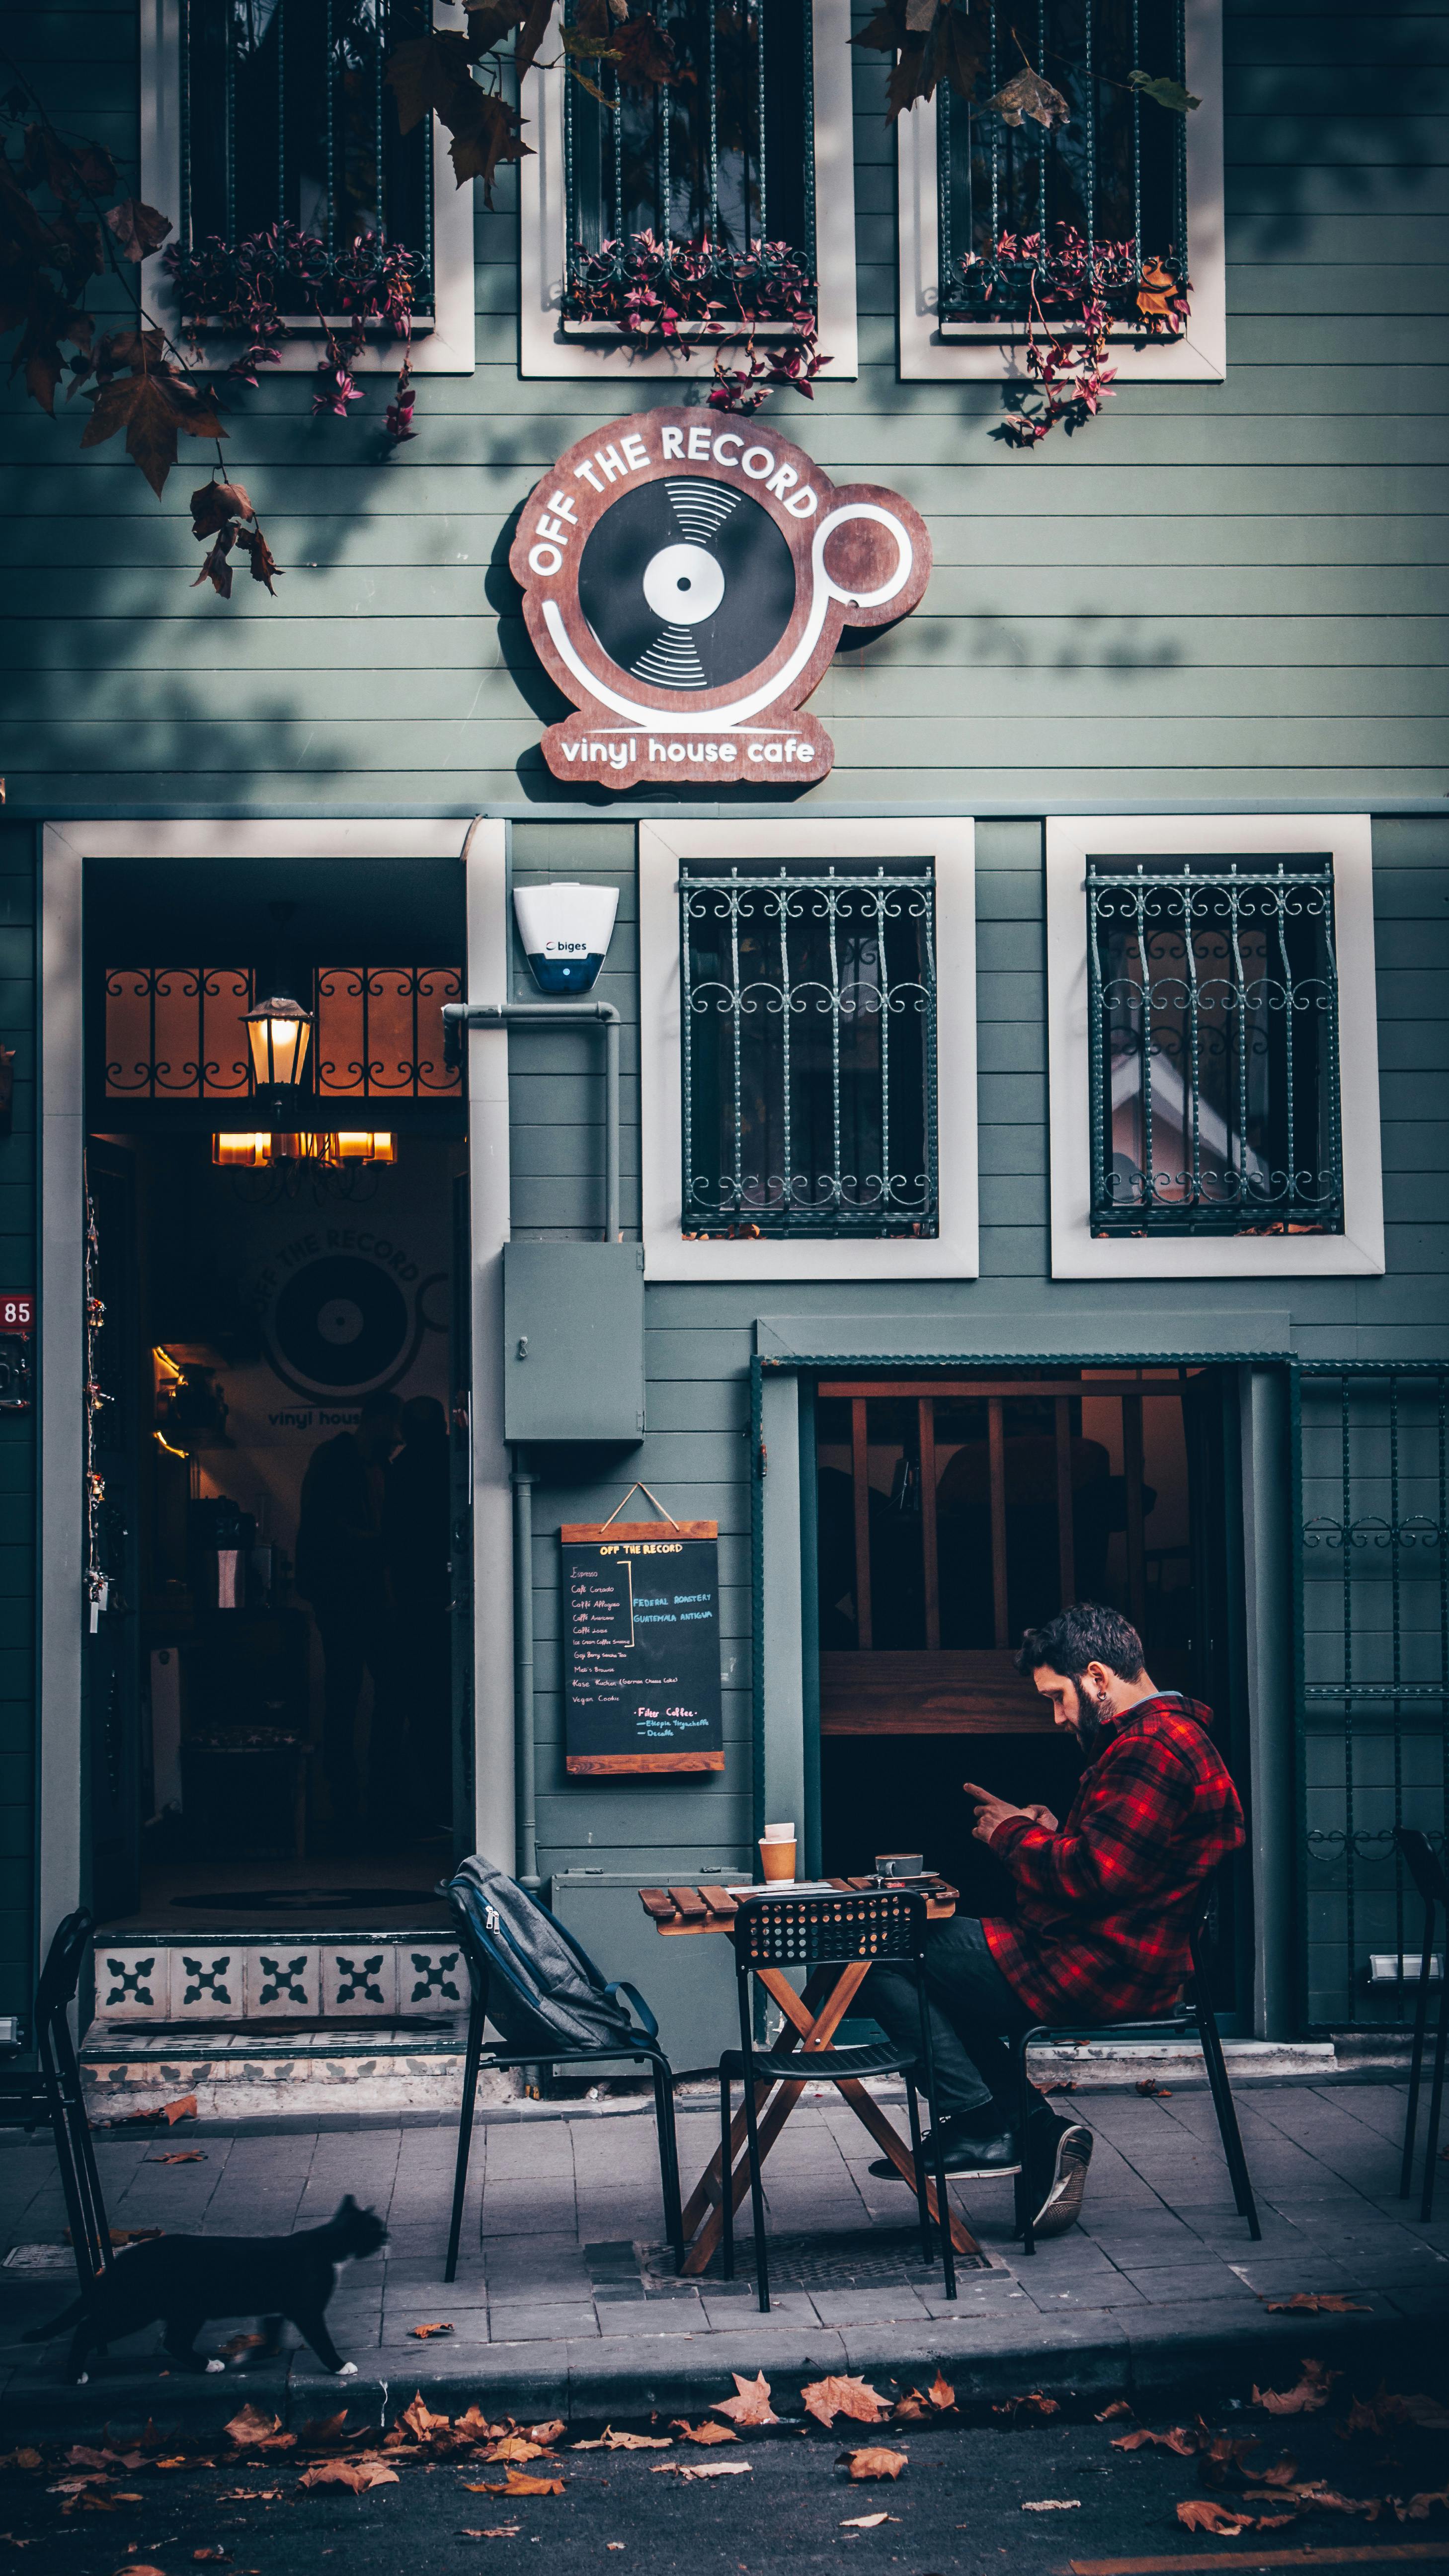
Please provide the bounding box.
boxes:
[512,1453,539,1892]
[444,996,623,1895]
[442,999,621,1244]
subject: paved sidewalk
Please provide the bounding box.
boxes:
[2,2080,1447,2433]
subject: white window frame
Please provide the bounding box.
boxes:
[638,818,975,1282]
[896,0,1223,384]
[519,0,857,380]
[1046,814,1384,1281]
[139,0,476,373]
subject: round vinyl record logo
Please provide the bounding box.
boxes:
[268,1254,414,1397]
[510,408,931,792]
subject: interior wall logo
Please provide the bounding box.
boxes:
[511,408,931,790]
[250,1226,443,1402]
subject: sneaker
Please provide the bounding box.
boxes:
[1029,2120,1093,2237]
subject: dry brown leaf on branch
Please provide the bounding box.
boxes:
[409,2323,455,2340]
[103,199,172,260]
[803,2377,891,2429]
[571,2429,671,2451]
[711,2373,779,2428]
[1112,2426,1198,2457]
[990,2392,1058,2423]
[1177,2498,1252,2536]
[837,2449,908,2483]
[651,2459,752,2481]
[669,2422,738,2446]
[1265,2293,1370,2315]
[1095,2402,1133,2422]
[985,66,1069,130]
[840,2513,897,2529]
[297,2459,400,2493]
[475,2472,564,2498]
[1252,2360,1340,2415]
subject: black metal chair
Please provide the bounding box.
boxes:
[441,1873,683,2283]
[0,1909,112,2290]
[1011,1882,1260,2255]
[1393,1826,1449,2222]
[720,1887,957,2314]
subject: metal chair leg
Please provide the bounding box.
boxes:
[1190,1952,1261,2242]
[445,1993,486,2283]
[740,2064,770,2314]
[903,2072,931,2269]
[1016,2035,1037,2257]
[914,1982,955,2302]
[1419,1952,1449,2224]
[1401,1897,1436,2200]
[719,2068,734,2279]
[650,2057,683,2271]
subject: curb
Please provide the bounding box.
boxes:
[3,2298,1442,2443]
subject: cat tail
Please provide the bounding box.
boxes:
[22,2294,88,2342]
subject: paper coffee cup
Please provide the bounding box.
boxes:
[759,1835,797,1882]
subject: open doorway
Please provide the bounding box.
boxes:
[813,1367,1245,2005]
[81,857,472,1938]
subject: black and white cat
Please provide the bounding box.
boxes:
[24,2193,387,2383]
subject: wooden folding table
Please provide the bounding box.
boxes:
[638,1877,982,2274]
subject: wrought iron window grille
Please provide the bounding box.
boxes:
[561,0,816,329]
[1296,1364,1449,2031]
[937,0,1188,329]
[679,863,937,1238]
[1086,858,1343,1238]
[102,965,462,1103]
[179,0,434,316]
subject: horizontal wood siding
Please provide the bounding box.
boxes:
[2,4,1447,804]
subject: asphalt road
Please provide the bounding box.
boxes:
[10,2396,1449,2576]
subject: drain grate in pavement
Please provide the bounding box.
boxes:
[631,2228,992,2289]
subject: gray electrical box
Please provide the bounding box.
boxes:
[502,1240,646,1443]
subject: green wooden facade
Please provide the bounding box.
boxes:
[1,0,1447,2045]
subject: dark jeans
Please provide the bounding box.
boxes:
[316,1606,390,1830]
[863,1917,1035,2122]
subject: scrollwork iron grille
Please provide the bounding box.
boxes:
[314,966,463,1097]
[937,0,1188,326]
[562,0,815,322]
[104,967,254,1099]
[679,865,937,1238]
[1087,859,1342,1237]
[1298,1365,1449,2030]
[180,0,433,298]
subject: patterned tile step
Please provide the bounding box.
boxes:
[92,1934,467,2024]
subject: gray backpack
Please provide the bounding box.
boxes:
[447,1855,646,2055]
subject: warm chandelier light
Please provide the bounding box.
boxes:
[243,993,314,1093]
[211,1130,396,1169]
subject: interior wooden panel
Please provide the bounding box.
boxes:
[819,1649,1056,1736]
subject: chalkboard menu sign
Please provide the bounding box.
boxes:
[561,1521,723,1775]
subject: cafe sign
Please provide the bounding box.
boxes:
[511,407,931,790]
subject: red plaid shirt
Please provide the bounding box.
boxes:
[981,1693,1245,2024]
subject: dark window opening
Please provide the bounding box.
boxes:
[680,861,937,1237]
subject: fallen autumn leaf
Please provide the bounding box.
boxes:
[1265,2293,1371,2315]
[409,2322,455,2339]
[1252,2360,1341,2415]
[669,2421,738,2446]
[837,2448,908,2483]
[803,2376,891,2429]
[711,2373,779,2428]
[839,2513,897,2529]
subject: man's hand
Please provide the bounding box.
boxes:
[1020,1803,1058,1832]
[961,1779,1037,1846]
